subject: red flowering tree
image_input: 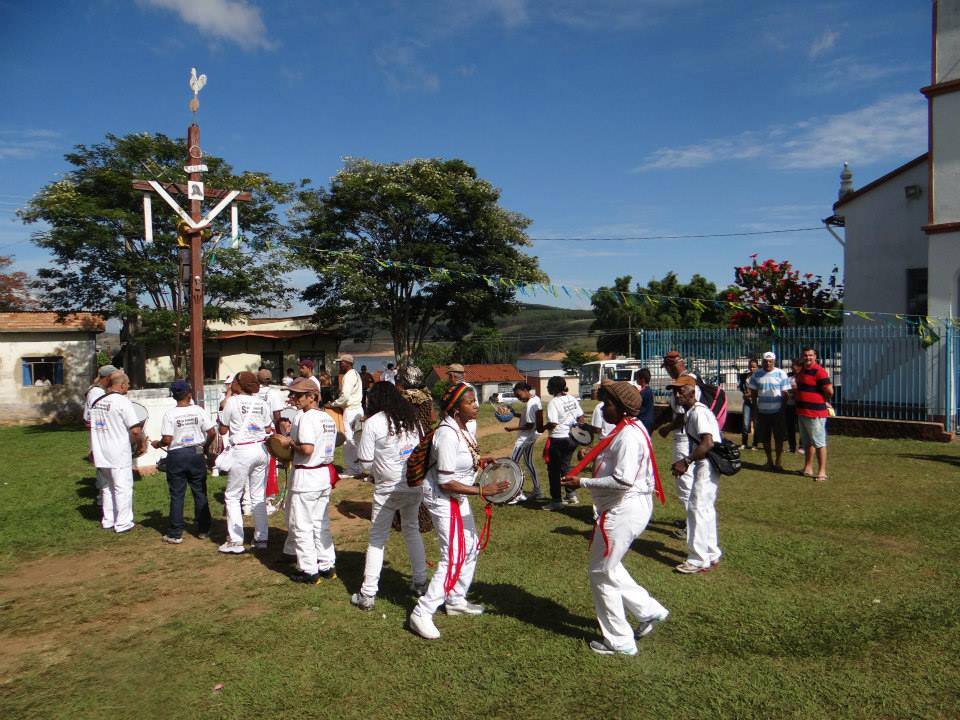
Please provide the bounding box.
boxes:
[0,255,33,310]
[725,256,843,328]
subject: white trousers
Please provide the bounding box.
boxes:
[512,438,541,495]
[589,494,667,653]
[342,406,363,475]
[100,466,134,533]
[288,489,336,573]
[361,488,427,597]
[672,432,694,510]
[224,444,268,544]
[686,468,721,567]
[416,493,478,615]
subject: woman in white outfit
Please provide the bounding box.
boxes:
[408,383,507,640]
[562,379,669,656]
[351,381,428,610]
[218,371,272,554]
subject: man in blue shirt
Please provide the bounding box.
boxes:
[747,352,791,471]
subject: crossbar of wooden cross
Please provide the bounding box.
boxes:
[134,179,251,243]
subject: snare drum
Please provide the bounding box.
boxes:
[475,458,525,505]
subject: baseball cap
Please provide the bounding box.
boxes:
[447,363,465,373]
[98,364,119,377]
[762,351,776,361]
[661,351,682,367]
[169,379,191,397]
[666,375,697,390]
[223,373,234,387]
[335,353,354,364]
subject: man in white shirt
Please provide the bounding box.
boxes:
[670,376,722,574]
[88,371,143,533]
[152,380,216,544]
[275,377,338,583]
[504,382,543,502]
[298,359,323,395]
[446,363,478,437]
[84,363,118,505]
[562,379,669,656]
[331,353,363,477]
[382,362,397,384]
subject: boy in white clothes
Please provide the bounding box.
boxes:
[89,371,143,533]
[503,382,543,502]
[218,371,272,554]
[544,375,585,509]
[351,381,427,609]
[562,379,669,656]
[275,377,338,583]
[670,377,723,573]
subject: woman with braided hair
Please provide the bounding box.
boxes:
[408,382,508,640]
[352,382,428,610]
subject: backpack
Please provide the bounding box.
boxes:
[406,426,439,487]
[690,371,728,430]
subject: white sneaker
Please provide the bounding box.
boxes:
[636,609,669,638]
[445,600,484,616]
[350,592,376,611]
[563,493,579,505]
[218,541,245,554]
[507,492,527,505]
[589,639,637,656]
[409,609,441,639]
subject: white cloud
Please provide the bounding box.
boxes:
[0,129,60,161]
[809,28,839,59]
[140,0,271,50]
[633,93,926,172]
[487,0,529,28]
[375,44,441,93]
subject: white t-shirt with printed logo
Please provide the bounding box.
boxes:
[685,402,721,482]
[89,393,140,469]
[257,384,287,416]
[220,394,272,444]
[357,411,420,493]
[547,394,584,439]
[290,408,337,492]
[83,385,105,424]
[162,405,215,450]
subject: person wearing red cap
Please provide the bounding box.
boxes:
[654,351,701,539]
[298,358,323,396]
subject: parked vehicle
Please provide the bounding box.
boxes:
[578,358,643,399]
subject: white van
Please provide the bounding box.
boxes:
[578,359,643,399]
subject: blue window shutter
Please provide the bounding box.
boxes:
[22,361,31,386]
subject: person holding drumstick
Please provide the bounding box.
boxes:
[562,379,669,656]
[544,375,585,510]
[352,381,428,610]
[504,382,543,502]
[272,377,339,583]
[409,382,507,640]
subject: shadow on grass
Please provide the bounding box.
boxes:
[470,580,596,641]
[550,524,683,569]
[898,452,960,467]
[336,499,372,521]
[22,423,86,435]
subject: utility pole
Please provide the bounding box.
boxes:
[134,68,250,406]
[627,313,632,358]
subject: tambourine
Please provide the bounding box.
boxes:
[266,434,293,463]
[569,425,592,446]
[475,458,524,505]
[131,401,150,456]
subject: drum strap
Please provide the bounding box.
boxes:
[443,498,466,594]
[568,419,665,505]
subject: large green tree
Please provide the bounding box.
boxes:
[19,132,293,380]
[591,273,729,354]
[289,158,546,360]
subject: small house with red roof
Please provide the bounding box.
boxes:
[426,363,525,402]
[0,311,105,423]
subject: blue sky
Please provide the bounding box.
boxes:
[0,0,932,313]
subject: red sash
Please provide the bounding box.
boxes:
[443,498,466,594]
[266,456,278,497]
[568,418,665,505]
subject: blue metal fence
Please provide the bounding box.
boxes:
[636,323,958,431]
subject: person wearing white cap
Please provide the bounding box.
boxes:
[747,352,791,471]
[84,363,119,506]
[331,353,363,476]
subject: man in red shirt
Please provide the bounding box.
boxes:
[796,347,833,481]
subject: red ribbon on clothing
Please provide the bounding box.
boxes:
[476,502,493,552]
[542,437,551,465]
[568,418,665,505]
[443,498,466,594]
[266,455,278,498]
[588,510,611,557]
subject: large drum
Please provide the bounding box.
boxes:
[323,406,347,447]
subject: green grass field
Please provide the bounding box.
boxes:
[1,407,958,720]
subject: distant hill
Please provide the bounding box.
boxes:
[493,304,596,354]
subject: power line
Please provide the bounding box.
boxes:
[529,227,827,242]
